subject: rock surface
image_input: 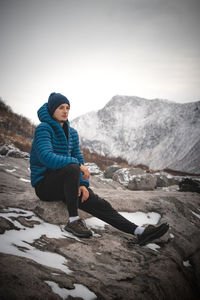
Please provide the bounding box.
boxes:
[0,156,200,300]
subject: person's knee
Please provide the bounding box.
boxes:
[63,163,80,177]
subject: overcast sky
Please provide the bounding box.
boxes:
[1,0,200,124]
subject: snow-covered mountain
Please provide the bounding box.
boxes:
[71,95,200,174]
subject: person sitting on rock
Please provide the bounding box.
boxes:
[30,92,169,245]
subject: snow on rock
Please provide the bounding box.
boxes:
[111,168,157,190]
[0,207,78,274]
[146,243,161,252]
[19,177,31,183]
[183,260,192,267]
[5,168,16,173]
[112,168,146,187]
[191,210,200,219]
[45,281,97,300]
[0,144,30,158]
[85,211,161,229]
[127,174,157,191]
[84,162,102,175]
[155,173,180,187]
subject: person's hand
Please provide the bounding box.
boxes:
[80,164,90,180]
[78,186,89,203]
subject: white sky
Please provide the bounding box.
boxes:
[1,0,200,124]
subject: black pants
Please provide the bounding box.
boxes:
[35,164,137,235]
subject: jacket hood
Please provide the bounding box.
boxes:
[37,103,69,127]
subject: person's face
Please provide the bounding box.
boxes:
[52,103,70,124]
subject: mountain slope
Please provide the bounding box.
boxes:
[0,98,36,152]
[71,95,200,174]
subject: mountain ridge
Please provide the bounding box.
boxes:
[71,95,200,174]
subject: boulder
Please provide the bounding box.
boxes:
[155,173,180,187]
[7,148,30,159]
[0,144,30,159]
[104,164,122,178]
[179,178,200,193]
[112,167,146,187]
[0,144,9,155]
[128,174,157,191]
[155,174,169,187]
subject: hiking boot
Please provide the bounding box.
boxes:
[137,223,169,246]
[64,218,92,238]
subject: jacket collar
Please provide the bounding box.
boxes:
[37,103,71,147]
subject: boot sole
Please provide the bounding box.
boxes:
[138,223,169,246]
[64,226,92,238]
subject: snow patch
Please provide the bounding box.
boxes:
[19,178,31,182]
[146,243,161,252]
[183,260,192,267]
[84,163,102,175]
[0,207,81,274]
[191,210,200,219]
[120,212,160,226]
[5,168,16,173]
[45,281,97,300]
[0,207,163,278]
[85,211,161,229]
[85,218,107,230]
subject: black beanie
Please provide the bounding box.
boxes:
[48,93,70,116]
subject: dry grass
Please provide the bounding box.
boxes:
[81,147,134,170]
[0,98,35,152]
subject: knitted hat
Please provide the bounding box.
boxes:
[48,92,70,116]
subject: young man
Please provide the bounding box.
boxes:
[30,92,169,245]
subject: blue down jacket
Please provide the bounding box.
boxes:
[30,103,89,187]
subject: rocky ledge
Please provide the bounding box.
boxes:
[0,156,200,300]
